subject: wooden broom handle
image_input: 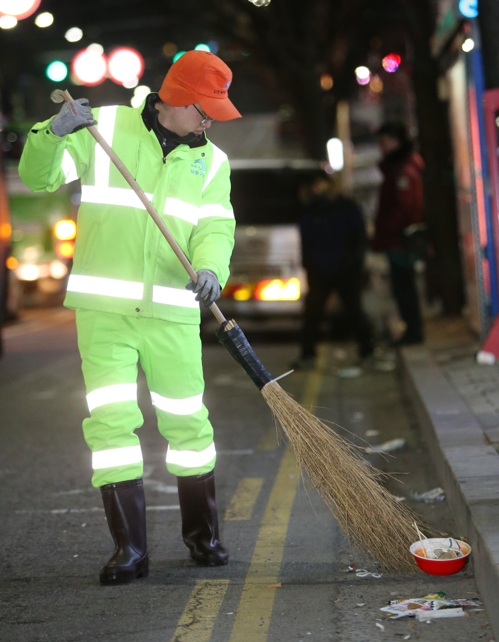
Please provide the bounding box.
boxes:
[60,90,227,325]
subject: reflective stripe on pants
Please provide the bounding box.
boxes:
[76,310,215,487]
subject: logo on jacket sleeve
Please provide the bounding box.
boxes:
[191,158,206,177]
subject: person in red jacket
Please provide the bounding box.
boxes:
[372,122,425,345]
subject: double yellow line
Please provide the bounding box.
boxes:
[171,358,326,642]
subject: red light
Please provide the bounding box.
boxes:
[382,53,401,73]
[0,0,41,19]
[71,48,107,86]
[108,47,144,85]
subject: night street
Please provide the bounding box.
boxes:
[0,309,492,641]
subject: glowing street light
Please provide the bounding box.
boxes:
[0,0,40,19]
[108,47,144,86]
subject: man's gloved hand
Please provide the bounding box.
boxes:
[186,270,221,307]
[50,98,97,137]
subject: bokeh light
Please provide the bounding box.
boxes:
[72,47,107,86]
[34,12,53,27]
[46,61,68,82]
[320,73,334,91]
[0,0,40,19]
[194,43,211,52]
[369,74,383,93]
[65,27,83,42]
[131,85,151,108]
[108,47,144,86]
[172,50,186,63]
[0,14,16,28]
[355,66,371,85]
[462,38,475,53]
[382,53,401,73]
[162,42,178,57]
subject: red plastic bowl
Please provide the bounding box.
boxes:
[410,539,471,575]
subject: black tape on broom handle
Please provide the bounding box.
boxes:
[215,321,274,390]
[57,90,228,326]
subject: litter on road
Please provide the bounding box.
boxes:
[365,438,406,453]
[415,607,466,621]
[411,487,446,503]
[380,592,480,619]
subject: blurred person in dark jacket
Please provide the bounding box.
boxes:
[294,173,374,369]
[372,122,425,345]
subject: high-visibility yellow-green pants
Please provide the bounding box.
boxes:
[75,310,216,487]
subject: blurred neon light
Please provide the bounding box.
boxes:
[382,53,401,73]
[459,0,478,18]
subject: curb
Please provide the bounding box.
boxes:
[400,345,499,640]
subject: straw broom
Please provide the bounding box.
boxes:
[51,90,424,574]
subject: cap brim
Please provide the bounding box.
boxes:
[198,96,241,122]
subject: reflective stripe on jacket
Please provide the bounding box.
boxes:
[18,100,235,324]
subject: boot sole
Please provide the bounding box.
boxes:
[191,553,229,567]
[100,564,149,585]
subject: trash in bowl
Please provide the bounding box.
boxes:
[411,487,445,503]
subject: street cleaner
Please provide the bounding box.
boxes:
[19,50,241,584]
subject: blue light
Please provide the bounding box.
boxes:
[459,0,478,19]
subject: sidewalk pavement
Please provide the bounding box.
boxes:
[401,316,499,640]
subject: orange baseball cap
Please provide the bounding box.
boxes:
[159,50,241,122]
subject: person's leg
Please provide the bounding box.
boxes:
[75,310,148,584]
[387,251,423,343]
[336,272,374,360]
[300,271,331,361]
[139,318,227,566]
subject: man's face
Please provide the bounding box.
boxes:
[157,102,213,137]
[379,134,401,156]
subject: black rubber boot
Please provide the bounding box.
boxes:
[99,479,149,585]
[177,470,228,567]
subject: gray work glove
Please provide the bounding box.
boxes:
[186,270,221,307]
[50,98,97,137]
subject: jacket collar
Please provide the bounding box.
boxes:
[141,93,207,150]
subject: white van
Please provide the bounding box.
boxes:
[215,159,322,319]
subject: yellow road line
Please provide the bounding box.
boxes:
[224,478,264,521]
[170,580,229,642]
[228,356,326,641]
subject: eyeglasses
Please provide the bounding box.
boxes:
[192,104,213,125]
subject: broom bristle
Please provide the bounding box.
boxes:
[261,381,424,574]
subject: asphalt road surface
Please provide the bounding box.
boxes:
[0,308,494,642]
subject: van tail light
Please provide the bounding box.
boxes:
[56,240,75,259]
[253,278,300,301]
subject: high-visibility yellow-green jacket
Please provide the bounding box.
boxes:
[18,98,235,325]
